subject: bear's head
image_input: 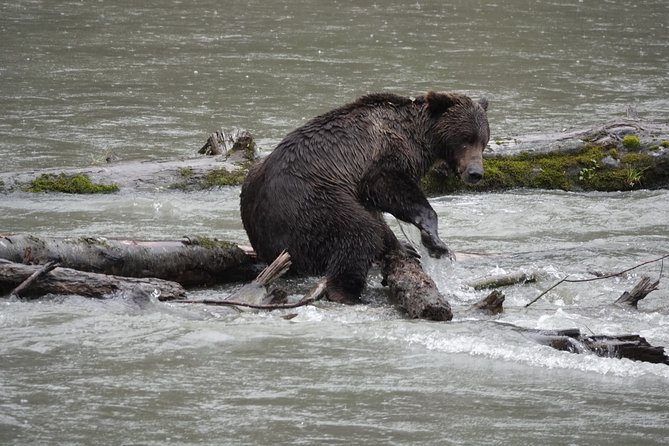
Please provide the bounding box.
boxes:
[426,91,490,184]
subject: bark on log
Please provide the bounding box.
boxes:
[0,234,258,287]
[10,260,59,298]
[0,259,186,300]
[381,250,453,321]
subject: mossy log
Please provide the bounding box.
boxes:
[421,118,669,194]
[0,259,186,300]
[1,119,668,195]
[0,128,259,193]
[0,234,258,288]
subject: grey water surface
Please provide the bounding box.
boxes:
[1,1,669,445]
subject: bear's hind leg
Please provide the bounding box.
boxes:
[325,269,368,304]
[322,210,386,304]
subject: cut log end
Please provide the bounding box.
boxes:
[381,250,453,321]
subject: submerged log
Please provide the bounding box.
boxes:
[0,234,258,287]
[0,259,186,300]
[518,326,669,365]
[381,250,453,321]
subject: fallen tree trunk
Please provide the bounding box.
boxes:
[0,234,258,287]
[381,250,453,321]
[0,259,186,300]
[1,119,667,195]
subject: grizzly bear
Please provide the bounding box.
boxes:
[240,91,489,303]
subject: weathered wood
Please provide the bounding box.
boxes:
[381,250,453,321]
[0,234,258,287]
[223,250,291,306]
[10,260,59,298]
[467,270,538,290]
[0,259,186,300]
[518,326,669,365]
[176,277,328,310]
[614,276,660,307]
[0,128,259,193]
[467,290,505,315]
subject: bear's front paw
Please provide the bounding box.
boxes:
[420,231,456,261]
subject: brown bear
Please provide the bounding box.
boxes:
[240,91,489,303]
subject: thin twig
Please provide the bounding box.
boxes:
[563,254,669,283]
[524,275,570,308]
[525,253,668,308]
[174,278,327,311]
[10,260,59,298]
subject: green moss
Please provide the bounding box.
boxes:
[419,144,635,194]
[188,236,238,250]
[620,152,652,166]
[204,167,248,187]
[23,173,119,194]
[622,135,641,150]
[178,167,194,177]
[661,140,669,148]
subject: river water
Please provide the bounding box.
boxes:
[1,1,669,445]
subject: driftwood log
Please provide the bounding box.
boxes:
[0,258,186,300]
[0,234,258,287]
[381,250,453,321]
[0,119,667,194]
[514,325,669,365]
[470,286,668,365]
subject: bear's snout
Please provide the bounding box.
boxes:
[464,166,484,184]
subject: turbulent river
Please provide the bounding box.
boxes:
[1,1,668,445]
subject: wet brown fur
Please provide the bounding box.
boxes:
[240,91,489,303]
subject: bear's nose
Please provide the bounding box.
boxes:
[466,168,483,184]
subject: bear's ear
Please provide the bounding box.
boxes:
[478,98,489,111]
[426,91,458,115]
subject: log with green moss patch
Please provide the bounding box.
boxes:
[422,118,669,194]
[23,173,119,194]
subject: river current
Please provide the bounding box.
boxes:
[1,1,668,445]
